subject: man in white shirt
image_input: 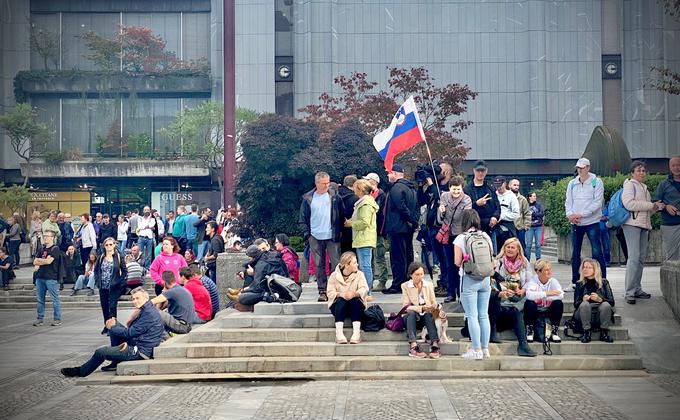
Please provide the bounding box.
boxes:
[137,206,156,269]
[493,176,519,251]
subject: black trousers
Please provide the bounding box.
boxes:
[524,300,564,329]
[489,294,527,343]
[99,286,124,323]
[405,310,439,343]
[239,291,266,306]
[330,297,364,322]
[388,232,414,290]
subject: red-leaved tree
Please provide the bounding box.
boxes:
[299,67,478,168]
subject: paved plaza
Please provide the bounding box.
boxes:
[1,264,679,419]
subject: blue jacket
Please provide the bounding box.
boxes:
[109,300,164,358]
[183,213,200,240]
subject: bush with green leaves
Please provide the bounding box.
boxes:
[539,173,666,236]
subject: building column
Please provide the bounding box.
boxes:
[601,0,623,135]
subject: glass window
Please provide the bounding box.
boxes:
[123,13,181,59]
[123,97,152,138]
[30,13,60,70]
[63,98,120,155]
[183,13,210,62]
[31,98,60,152]
[153,98,181,154]
[62,13,119,71]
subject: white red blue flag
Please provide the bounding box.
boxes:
[372,96,426,171]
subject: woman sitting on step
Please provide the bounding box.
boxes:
[573,258,615,343]
[327,251,369,344]
[401,262,441,359]
[524,259,564,343]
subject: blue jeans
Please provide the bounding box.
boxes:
[459,274,491,350]
[79,342,141,377]
[525,226,542,260]
[196,241,209,263]
[75,274,95,290]
[138,237,153,268]
[427,227,448,290]
[117,240,127,255]
[186,239,197,256]
[36,278,61,321]
[356,247,373,295]
[571,223,607,284]
[600,222,611,265]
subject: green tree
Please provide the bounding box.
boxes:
[327,120,386,181]
[162,103,259,204]
[649,1,680,95]
[30,25,59,70]
[236,115,319,238]
[0,104,54,186]
[0,183,32,215]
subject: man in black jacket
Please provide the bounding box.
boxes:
[97,214,117,250]
[203,221,224,284]
[337,175,359,254]
[365,173,389,290]
[299,171,345,302]
[382,164,419,294]
[463,160,501,254]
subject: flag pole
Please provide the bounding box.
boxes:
[422,133,441,199]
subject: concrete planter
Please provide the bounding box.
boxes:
[557,229,663,265]
[661,261,680,322]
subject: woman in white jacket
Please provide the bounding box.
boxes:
[621,161,665,304]
[524,259,564,343]
[76,213,98,268]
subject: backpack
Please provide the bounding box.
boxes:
[266,274,302,303]
[607,183,636,228]
[463,231,495,280]
[361,304,386,331]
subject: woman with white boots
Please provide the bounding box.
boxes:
[327,251,369,344]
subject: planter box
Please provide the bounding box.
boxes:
[15,71,211,99]
[23,159,209,178]
[661,261,680,322]
[557,229,663,265]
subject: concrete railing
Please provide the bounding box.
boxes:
[557,229,663,265]
[661,260,680,322]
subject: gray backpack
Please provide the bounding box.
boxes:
[463,231,495,280]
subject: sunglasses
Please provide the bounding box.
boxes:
[104,243,115,247]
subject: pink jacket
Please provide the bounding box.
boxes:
[149,252,188,285]
[622,179,656,230]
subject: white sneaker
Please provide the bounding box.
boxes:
[461,349,483,360]
[549,325,562,343]
[563,285,574,292]
[482,348,491,358]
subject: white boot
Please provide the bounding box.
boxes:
[335,322,348,344]
[350,321,361,344]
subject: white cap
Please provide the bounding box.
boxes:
[363,173,380,183]
[575,158,591,168]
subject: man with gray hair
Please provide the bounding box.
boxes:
[656,156,680,261]
[299,171,346,302]
[60,287,164,377]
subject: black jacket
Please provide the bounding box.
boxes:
[299,188,346,242]
[464,181,501,227]
[337,185,358,243]
[374,188,388,236]
[418,182,450,228]
[249,250,289,294]
[194,217,208,244]
[384,178,419,235]
[97,222,117,245]
[94,252,128,290]
[206,234,224,269]
[109,300,164,358]
[573,278,615,309]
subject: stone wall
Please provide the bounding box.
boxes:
[558,229,663,265]
[661,260,680,322]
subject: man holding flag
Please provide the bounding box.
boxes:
[373,97,426,293]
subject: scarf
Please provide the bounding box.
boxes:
[502,255,524,275]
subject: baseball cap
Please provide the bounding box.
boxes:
[246,245,262,258]
[473,160,487,170]
[492,176,506,185]
[575,158,591,168]
[363,173,380,183]
[390,164,405,173]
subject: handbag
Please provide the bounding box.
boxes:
[435,198,462,244]
[385,305,409,332]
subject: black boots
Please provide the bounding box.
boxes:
[580,329,592,343]
[60,367,81,377]
[489,324,502,343]
[599,329,614,343]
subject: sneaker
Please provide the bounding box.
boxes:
[526,325,534,343]
[634,291,651,299]
[549,325,562,343]
[32,320,44,327]
[317,292,328,302]
[429,346,441,359]
[444,296,456,303]
[60,367,81,377]
[87,288,95,296]
[409,345,426,358]
[51,320,62,326]
[563,284,574,292]
[100,363,118,372]
[70,289,78,296]
[626,297,636,305]
[461,349,483,360]
[482,348,491,358]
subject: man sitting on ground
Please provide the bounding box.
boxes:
[60,287,164,377]
[178,266,212,322]
[151,271,202,334]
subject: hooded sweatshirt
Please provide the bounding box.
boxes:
[565,172,604,226]
[149,251,188,286]
[352,195,379,248]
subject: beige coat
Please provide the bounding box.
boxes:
[622,179,656,230]
[401,280,437,314]
[326,267,369,309]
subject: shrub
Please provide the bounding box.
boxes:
[539,173,666,236]
[289,236,305,253]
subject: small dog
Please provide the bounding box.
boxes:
[420,303,453,343]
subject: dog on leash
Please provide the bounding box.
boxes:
[420,303,453,343]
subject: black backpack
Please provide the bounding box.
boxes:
[361,304,386,331]
[266,274,302,303]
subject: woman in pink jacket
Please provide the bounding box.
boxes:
[621,160,665,304]
[149,236,187,296]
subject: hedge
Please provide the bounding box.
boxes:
[538,173,666,237]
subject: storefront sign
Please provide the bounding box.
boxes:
[152,191,221,216]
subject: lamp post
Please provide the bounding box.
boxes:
[223,0,236,207]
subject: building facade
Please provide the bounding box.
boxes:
[1,0,679,214]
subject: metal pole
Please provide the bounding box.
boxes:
[223,0,236,207]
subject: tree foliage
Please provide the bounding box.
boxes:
[30,25,59,70]
[0,104,54,186]
[299,67,478,168]
[649,1,680,95]
[236,115,319,238]
[0,183,32,215]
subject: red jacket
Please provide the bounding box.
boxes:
[184,277,212,321]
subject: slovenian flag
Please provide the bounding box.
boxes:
[372,96,426,171]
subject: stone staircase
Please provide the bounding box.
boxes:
[540,236,558,260]
[103,285,644,383]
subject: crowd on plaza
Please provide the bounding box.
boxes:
[1,156,678,375]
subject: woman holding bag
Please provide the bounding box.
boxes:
[437,176,472,303]
[401,261,441,359]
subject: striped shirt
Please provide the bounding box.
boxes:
[126,261,144,285]
[200,276,219,318]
